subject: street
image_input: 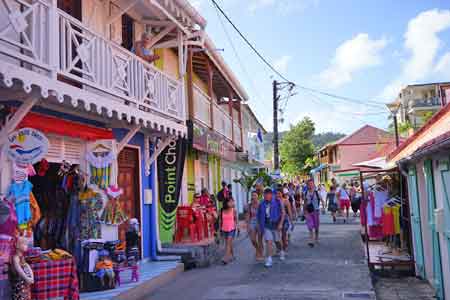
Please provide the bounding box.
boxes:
[143,216,374,300]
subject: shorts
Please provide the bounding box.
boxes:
[222,230,236,238]
[96,268,114,279]
[248,221,258,233]
[306,210,320,230]
[340,199,350,210]
[264,228,281,242]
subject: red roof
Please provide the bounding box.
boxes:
[334,125,396,146]
[388,102,450,160]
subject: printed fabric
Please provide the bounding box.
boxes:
[29,192,41,227]
[79,190,102,240]
[8,180,33,228]
[10,259,32,300]
[100,199,128,225]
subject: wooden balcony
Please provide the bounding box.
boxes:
[0,0,185,135]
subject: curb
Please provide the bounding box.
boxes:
[114,263,184,300]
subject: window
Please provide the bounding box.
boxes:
[122,14,134,51]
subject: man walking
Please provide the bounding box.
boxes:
[257,188,285,267]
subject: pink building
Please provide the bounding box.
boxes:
[317,125,398,182]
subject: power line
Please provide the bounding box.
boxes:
[210,0,391,109]
[210,0,292,83]
[212,1,263,101]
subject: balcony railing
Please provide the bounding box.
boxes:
[0,0,184,121]
[213,103,232,140]
[408,97,441,111]
[193,85,211,127]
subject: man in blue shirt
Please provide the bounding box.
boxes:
[257,188,285,267]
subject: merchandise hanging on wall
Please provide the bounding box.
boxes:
[86,140,117,189]
[101,185,128,226]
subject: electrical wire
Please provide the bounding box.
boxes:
[212,1,263,101]
[210,0,391,109]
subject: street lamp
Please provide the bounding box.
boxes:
[387,103,401,147]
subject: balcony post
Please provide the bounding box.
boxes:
[238,100,243,148]
[186,49,194,120]
[228,88,234,143]
[206,59,214,130]
[177,29,186,121]
[49,0,59,80]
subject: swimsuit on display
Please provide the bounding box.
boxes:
[8,180,33,229]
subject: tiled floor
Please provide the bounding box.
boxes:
[80,260,181,300]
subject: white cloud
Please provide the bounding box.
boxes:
[190,0,203,10]
[248,0,318,14]
[273,55,292,74]
[381,9,450,99]
[435,52,450,76]
[319,33,388,88]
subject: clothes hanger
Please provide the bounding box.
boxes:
[92,143,111,153]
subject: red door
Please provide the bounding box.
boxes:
[117,147,140,244]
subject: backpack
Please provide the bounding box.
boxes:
[306,191,320,213]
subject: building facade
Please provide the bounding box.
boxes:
[388,103,450,300]
[389,83,450,131]
[0,0,206,259]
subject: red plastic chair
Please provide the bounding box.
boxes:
[193,210,205,241]
[175,207,198,243]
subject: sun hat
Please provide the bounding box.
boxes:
[106,185,123,198]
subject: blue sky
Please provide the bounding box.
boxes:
[190,0,450,134]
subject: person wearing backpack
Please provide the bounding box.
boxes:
[257,188,285,268]
[304,179,323,247]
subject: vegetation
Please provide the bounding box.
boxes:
[279,117,316,175]
[234,170,273,203]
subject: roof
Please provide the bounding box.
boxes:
[333,125,395,146]
[402,131,450,163]
[353,156,388,169]
[388,102,450,161]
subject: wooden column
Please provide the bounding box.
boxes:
[228,88,234,143]
[238,100,243,149]
[206,58,214,129]
[186,49,194,120]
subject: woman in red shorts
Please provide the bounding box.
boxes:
[337,183,351,222]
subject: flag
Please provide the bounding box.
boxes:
[257,128,263,143]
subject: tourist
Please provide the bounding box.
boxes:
[318,184,328,213]
[199,188,211,207]
[246,191,262,260]
[351,182,362,217]
[227,184,233,198]
[217,181,229,203]
[132,32,160,63]
[304,179,322,247]
[281,188,294,259]
[257,188,285,267]
[221,197,237,264]
[337,183,351,221]
[327,185,338,223]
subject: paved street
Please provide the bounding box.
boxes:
[143,215,374,300]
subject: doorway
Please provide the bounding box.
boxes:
[117,147,141,247]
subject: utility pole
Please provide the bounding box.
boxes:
[273,80,280,171]
[393,114,400,147]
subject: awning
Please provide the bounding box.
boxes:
[18,112,114,141]
[353,157,388,170]
[310,164,327,174]
[334,169,360,177]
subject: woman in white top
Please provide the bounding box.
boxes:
[337,183,350,221]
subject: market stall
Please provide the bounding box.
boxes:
[359,168,415,273]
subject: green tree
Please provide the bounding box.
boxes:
[303,156,319,173]
[280,117,315,175]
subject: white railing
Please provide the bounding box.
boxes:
[213,103,232,140]
[233,121,242,148]
[0,0,184,121]
[193,85,211,127]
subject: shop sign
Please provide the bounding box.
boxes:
[7,127,49,164]
[192,122,236,161]
[158,138,187,243]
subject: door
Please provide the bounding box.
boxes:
[121,14,134,51]
[424,160,444,299]
[407,165,426,278]
[439,159,450,299]
[118,147,141,246]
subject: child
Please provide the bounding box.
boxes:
[95,250,115,288]
[220,197,236,264]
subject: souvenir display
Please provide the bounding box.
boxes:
[86,142,116,189]
[101,185,128,226]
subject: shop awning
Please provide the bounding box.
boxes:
[334,169,360,177]
[18,112,114,141]
[310,164,327,174]
[353,157,388,170]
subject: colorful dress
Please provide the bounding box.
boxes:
[101,199,128,225]
[79,190,103,240]
[8,180,33,229]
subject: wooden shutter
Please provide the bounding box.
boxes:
[46,134,84,164]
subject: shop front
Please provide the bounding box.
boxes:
[0,102,186,298]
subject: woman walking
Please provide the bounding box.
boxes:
[304,180,322,247]
[246,191,262,261]
[281,188,294,260]
[221,197,237,264]
[338,183,351,221]
[327,185,338,223]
